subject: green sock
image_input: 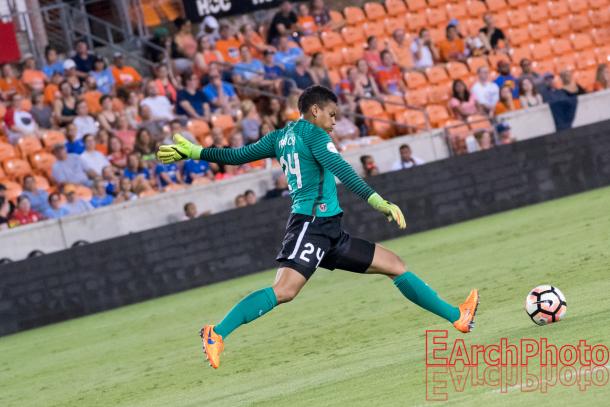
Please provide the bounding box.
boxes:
[394,272,460,323]
[214,287,277,339]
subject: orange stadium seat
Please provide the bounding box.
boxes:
[427,0,447,7]
[344,6,366,26]
[369,117,396,139]
[533,58,556,74]
[324,51,344,69]
[404,71,428,89]
[570,14,591,33]
[426,7,448,27]
[425,105,450,128]
[446,61,470,80]
[588,9,610,27]
[554,54,577,71]
[551,38,573,55]
[425,65,449,84]
[591,28,610,46]
[427,83,451,104]
[320,31,344,49]
[404,89,429,107]
[548,1,570,18]
[527,4,549,23]
[466,0,488,18]
[159,0,180,21]
[141,4,161,27]
[462,19,482,37]
[341,25,365,46]
[493,12,510,30]
[575,50,599,70]
[507,0,528,7]
[17,136,43,158]
[33,174,50,191]
[358,99,385,117]
[548,18,571,38]
[507,27,530,46]
[429,28,445,44]
[507,10,528,27]
[531,42,553,60]
[29,152,56,176]
[300,36,323,54]
[385,0,407,16]
[0,166,4,179]
[596,46,610,64]
[488,52,511,69]
[2,180,22,203]
[467,56,489,73]
[384,17,404,35]
[397,109,428,132]
[342,46,365,64]
[364,2,387,20]
[0,142,17,162]
[328,69,342,87]
[487,0,508,12]
[575,68,597,91]
[568,0,588,13]
[187,119,210,142]
[588,0,608,8]
[446,3,467,20]
[2,158,32,179]
[382,94,406,116]
[571,33,594,51]
[329,10,345,27]
[211,115,236,136]
[406,12,427,32]
[406,0,427,12]
[528,23,551,42]
[41,130,66,149]
[362,21,386,39]
[511,46,532,63]
[467,114,493,131]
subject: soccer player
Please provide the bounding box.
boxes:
[157,86,479,369]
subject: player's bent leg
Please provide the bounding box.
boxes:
[365,243,406,278]
[272,267,308,304]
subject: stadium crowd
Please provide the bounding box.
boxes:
[1,0,609,229]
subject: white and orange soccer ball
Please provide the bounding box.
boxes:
[525,285,567,325]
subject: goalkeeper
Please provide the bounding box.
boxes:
[158,86,479,369]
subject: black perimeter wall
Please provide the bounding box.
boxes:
[1,120,610,336]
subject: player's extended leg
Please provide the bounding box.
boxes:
[201,267,306,368]
[366,244,479,333]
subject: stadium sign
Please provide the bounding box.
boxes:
[183,0,300,21]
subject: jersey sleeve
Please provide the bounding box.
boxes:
[199,132,276,165]
[304,126,376,201]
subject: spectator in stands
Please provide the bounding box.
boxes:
[283,91,300,121]
[168,119,196,144]
[197,15,220,43]
[273,34,304,73]
[65,123,85,154]
[21,53,46,93]
[9,196,43,227]
[42,45,64,78]
[101,165,119,195]
[152,64,177,103]
[62,183,94,215]
[496,122,515,145]
[355,60,380,98]
[138,104,164,140]
[360,155,379,177]
[194,35,224,78]
[518,58,542,88]
[53,80,77,126]
[172,18,197,73]
[115,113,136,149]
[203,65,240,116]
[140,80,174,122]
[233,45,266,88]
[111,53,142,90]
[134,128,157,161]
[107,136,128,168]
[466,129,493,153]
[5,93,38,144]
[265,173,290,199]
[262,50,287,94]
[449,79,478,120]
[391,144,425,171]
[82,76,103,115]
[215,24,242,66]
[594,64,609,91]
[495,84,521,115]
[114,176,137,202]
[96,129,111,155]
[176,73,211,119]
[90,178,114,208]
[364,36,382,71]
[30,92,53,129]
[94,95,116,133]
[43,193,69,219]
[21,175,49,213]
[244,190,257,206]
[311,0,333,30]
[262,97,285,130]
[297,3,317,36]
[519,78,543,108]
[81,134,110,176]
[333,108,360,148]
[0,63,26,99]
[73,100,98,140]
[43,71,62,105]
[235,194,248,208]
[439,24,466,63]
[240,23,274,59]
[376,50,405,96]
[309,53,332,89]
[124,153,151,182]
[268,1,298,45]
[494,61,519,98]
[183,202,199,220]
[386,28,410,67]
[72,39,96,77]
[471,66,500,116]
[479,14,507,53]
[290,58,315,90]
[538,73,557,102]
[63,59,82,93]
[90,56,114,95]
[52,144,94,186]
[558,70,586,97]
[411,29,439,69]
[240,99,261,144]
[183,157,212,184]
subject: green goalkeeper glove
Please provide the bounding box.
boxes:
[367,193,407,229]
[157,134,203,164]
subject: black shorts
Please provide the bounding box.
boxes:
[276,213,376,280]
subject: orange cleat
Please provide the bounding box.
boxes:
[453,289,480,333]
[200,325,224,369]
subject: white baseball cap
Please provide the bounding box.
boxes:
[63,59,76,70]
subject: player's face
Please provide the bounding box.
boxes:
[312,102,337,134]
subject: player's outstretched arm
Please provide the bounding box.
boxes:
[157,133,276,165]
[306,130,406,229]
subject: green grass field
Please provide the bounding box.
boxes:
[1,187,610,407]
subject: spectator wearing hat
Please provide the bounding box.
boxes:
[0,63,26,100]
[21,53,47,93]
[42,45,65,78]
[471,66,500,116]
[439,24,466,63]
[494,61,519,99]
[51,144,95,186]
[90,56,115,95]
[62,59,82,93]
[8,196,43,227]
[267,1,298,45]
[198,15,220,43]
[62,184,94,215]
[72,39,97,77]
[90,178,114,208]
[496,122,515,145]
[111,53,142,89]
[43,193,69,219]
[391,144,425,171]
[21,175,49,213]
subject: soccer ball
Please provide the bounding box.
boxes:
[525,285,567,325]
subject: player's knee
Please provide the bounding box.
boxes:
[388,255,406,277]
[273,285,299,304]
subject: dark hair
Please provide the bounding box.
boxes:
[174,17,187,29]
[83,133,95,143]
[419,28,428,37]
[518,77,538,97]
[399,144,411,151]
[359,154,372,165]
[297,85,337,113]
[184,202,195,211]
[44,45,57,58]
[366,35,376,45]
[48,192,60,204]
[17,195,30,204]
[244,189,255,196]
[380,49,391,60]
[99,94,111,106]
[452,79,470,101]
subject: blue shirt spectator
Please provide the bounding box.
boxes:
[495,61,519,98]
[203,80,236,102]
[90,67,115,95]
[234,59,265,81]
[44,205,69,219]
[264,64,284,80]
[183,159,211,184]
[66,139,86,155]
[273,36,304,73]
[42,61,64,78]
[123,167,150,181]
[176,88,208,117]
[90,194,114,208]
[155,163,180,187]
[21,176,49,213]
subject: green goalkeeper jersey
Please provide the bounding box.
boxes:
[199,119,376,217]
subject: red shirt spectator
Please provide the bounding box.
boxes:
[376,51,404,96]
[9,196,43,227]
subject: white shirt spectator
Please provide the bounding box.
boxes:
[64,198,93,216]
[410,38,434,69]
[73,115,98,140]
[140,96,174,121]
[391,156,425,171]
[80,150,110,176]
[471,81,500,110]
[52,154,91,186]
